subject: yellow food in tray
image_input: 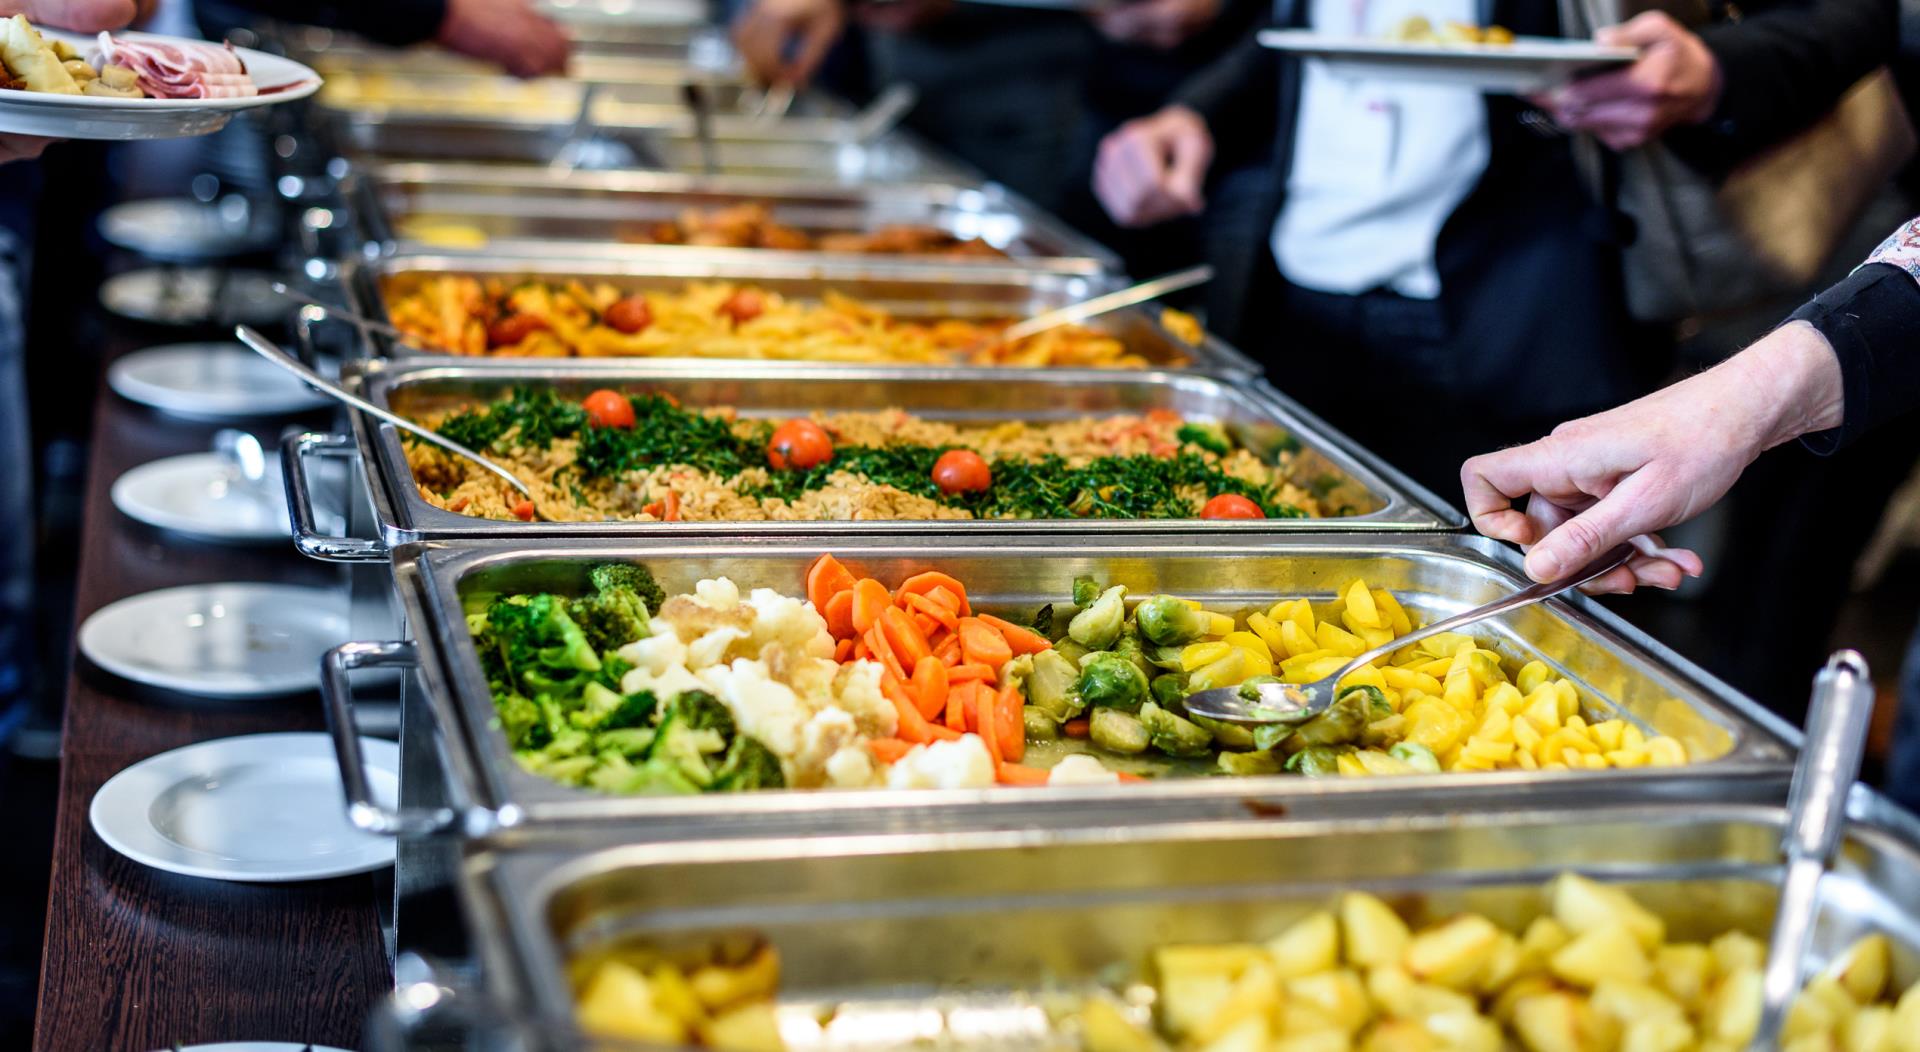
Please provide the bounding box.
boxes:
[1386,16,1517,45]
[0,16,153,99]
[570,875,1920,1052]
[384,274,1155,367]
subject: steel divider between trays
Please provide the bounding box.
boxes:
[361,532,1796,849]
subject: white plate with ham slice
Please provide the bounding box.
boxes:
[0,29,320,139]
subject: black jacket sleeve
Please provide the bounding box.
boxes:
[1791,262,1920,454]
[1666,0,1895,173]
[219,0,449,47]
[1169,26,1278,170]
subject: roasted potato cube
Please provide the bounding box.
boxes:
[1270,911,1342,979]
[1702,966,1763,1044]
[1081,995,1168,1052]
[1550,874,1665,950]
[1404,914,1503,990]
[1195,1014,1269,1052]
[1821,934,1893,1005]
[1342,893,1411,967]
[1510,991,1591,1052]
[1619,1016,1696,1052]
[1286,970,1372,1036]
[700,1002,786,1052]
[576,960,690,1044]
[1550,923,1652,988]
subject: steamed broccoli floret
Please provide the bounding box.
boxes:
[574,589,654,655]
[494,689,547,750]
[663,689,737,739]
[594,727,658,757]
[570,683,660,732]
[649,718,728,790]
[711,734,786,791]
[487,593,601,696]
[589,563,667,617]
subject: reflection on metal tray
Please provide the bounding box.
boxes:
[327,111,972,183]
[346,164,1121,276]
[445,799,1919,1046]
[323,536,1789,840]
[282,360,1446,561]
[313,66,833,124]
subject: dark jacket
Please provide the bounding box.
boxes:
[1173,0,1895,417]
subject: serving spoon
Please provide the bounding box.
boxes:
[1182,542,1635,726]
[231,325,551,520]
[267,284,446,351]
[998,264,1214,345]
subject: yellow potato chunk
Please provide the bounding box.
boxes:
[1403,914,1503,990]
[1269,911,1341,979]
[1549,923,1652,988]
[1341,893,1411,968]
[1081,996,1168,1052]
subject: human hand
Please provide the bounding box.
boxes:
[1093,105,1213,227]
[1091,0,1221,50]
[0,0,138,32]
[732,0,845,88]
[436,0,571,78]
[1534,11,1721,151]
[0,134,52,164]
[1460,321,1845,594]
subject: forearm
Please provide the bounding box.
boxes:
[1789,222,1920,453]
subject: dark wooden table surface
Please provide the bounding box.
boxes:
[33,367,389,1051]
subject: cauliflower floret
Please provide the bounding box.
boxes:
[746,587,835,660]
[1047,754,1121,786]
[791,707,863,786]
[831,660,896,738]
[687,626,749,669]
[620,662,706,700]
[825,745,879,788]
[691,576,742,611]
[617,632,688,676]
[697,659,808,770]
[886,735,996,790]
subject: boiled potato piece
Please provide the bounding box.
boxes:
[577,959,690,1044]
[1821,933,1892,1004]
[1654,943,1715,1008]
[1361,1019,1437,1052]
[1550,923,1652,987]
[1190,961,1283,1047]
[1159,972,1236,1041]
[1270,911,1341,978]
[1194,1014,1268,1052]
[700,1002,786,1052]
[1403,914,1503,990]
[1702,966,1763,1044]
[1550,874,1665,950]
[1841,1005,1896,1052]
[1082,995,1170,1052]
[1892,981,1920,1052]
[1342,893,1411,967]
[1709,931,1765,976]
[691,945,781,1011]
[1619,1016,1695,1052]
[1287,970,1371,1036]
[1510,991,1589,1052]
[1275,1030,1356,1052]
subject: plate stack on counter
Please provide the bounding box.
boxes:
[157,10,1920,1051]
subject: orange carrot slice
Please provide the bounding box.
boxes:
[850,578,892,636]
[822,590,856,641]
[978,614,1052,656]
[868,627,907,684]
[947,663,996,684]
[878,606,933,670]
[975,686,1004,767]
[882,674,933,743]
[926,585,966,617]
[996,762,1050,786]
[833,637,854,662]
[806,554,858,611]
[867,738,914,764]
[957,617,1013,670]
[945,679,966,731]
[1062,719,1090,739]
[898,572,971,616]
[910,655,948,722]
[995,679,1024,762]
[904,592,960,633]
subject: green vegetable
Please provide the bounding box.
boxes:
[1389,741,1441,774]
[1054,639,1092,666]
[1023,650,1084,722]
[1235,674,1286,701]
[1176,423,1231,456]
[1149,673,1189,709]
[1217,750,1282,776]
[1077,652,1149,712]
[1030,603,1054,638]
[1071,575,1102,608]
[1285,745,1349,777]
[1111,625,1154,679]
[1338,684,1393,720]
[1022,706,1061,741]
[1133,594,1211,647]
[1192,714,1256,751]
[1069,584,1128,649]
[1089,708,1150,754]
[1145,645,1188,672]
[1279,692,1370,754]
[711,735,786,791]
[1140,702,1214,757]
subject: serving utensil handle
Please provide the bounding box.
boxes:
[281,431,387,563]
[321,640,459,838]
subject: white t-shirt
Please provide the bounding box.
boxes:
[1271,0,1492,300]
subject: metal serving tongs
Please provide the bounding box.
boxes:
[682,81,720,176]
[999,264,1215,345]
[268,284,450,354]
[231,325,551,520]
[551,83,640,172]
[1185,542,1635,726]
[1746,650,1877,1052]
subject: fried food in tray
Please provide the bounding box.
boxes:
[613,203,1008,259]
[385,274,1149,367]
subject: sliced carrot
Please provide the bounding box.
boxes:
[833,637,854,662]
[850,578,892,636]
[945,679,967,731]
[852,639,871,661]
[978,614,1053,656]
[661,490,681,522]
[951,680,983,733]
[924,723,964,742]
[805,554,859,612]
[511,499,535,521]
[866,738,915,764]
[882,675,934,743]
[898,572,971,616]
[910,655,949,723]
[996,679,1024,762]
[1062,719,1091,739]
[975,687,1004,767]
[822,589,857,641]
[1117,772,1148,783]
[996,762,1050,786]
[877,606,933,670]
[947,663,996,684]
[912,612,941,640]
[904,592,960,633]
[868,627,907,684]
[933,635,962,665]
[957,617,1014,670]
[926,585,967,617]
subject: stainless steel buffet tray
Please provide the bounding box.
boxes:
[318,536,1791,841]
[313,63,835,125]
[441,798,1920,1045]
[282,359,1452,559]
[327,109,972,183]
[346,164,1122,276]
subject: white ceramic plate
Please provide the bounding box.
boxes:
[1258,29,1635,93]
[154,1044,354,1052]
[0,29,321,140]
[112,452,290,542]
[98,197,276,261]
[78,583,349,698]
[108,343,329,420]
[99,268,286,327]
[93,733,396,883]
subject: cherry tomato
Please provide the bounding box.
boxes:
[931,449,992,494]
[1199,494,1265,520]
[511,499,536,521]
[582,389,636,429]
[717,288,766,324]
[487,313,548,348]
[603,295,653,335]
[767,419,833,470]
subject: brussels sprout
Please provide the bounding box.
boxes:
[1150,673,1189,709]
[1023,706,1062,741]
[1140,702,1214,758]
[1029,603,1055,638]
[1023,650,1084,722]
[1071,575,1102,608]
[1217,749,1283,776]
[1192,714,1256,751]
[1338,684,1393,720]
[1134,595,1211,647]
[1388,741,1441,774]
[1145,645,1188,672]
[1055,639,1092,666]
[1068,584,1128,650]
[1111,625,1155,679]
[1285,745,1350,777]
[1235,674,1286,701]
[1089,708,1150,754]
[1279,692,1369,754]
[1078,652,1149,712]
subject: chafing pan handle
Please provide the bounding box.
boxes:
[283,431,387,563]
[322,640,458,837]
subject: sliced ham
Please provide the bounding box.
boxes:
[92,33,257,99]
